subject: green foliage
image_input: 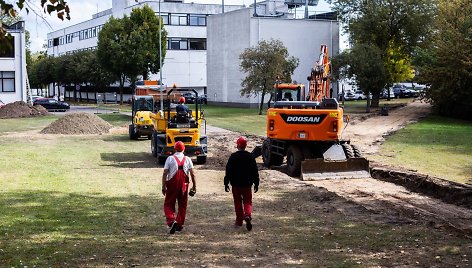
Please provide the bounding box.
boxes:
[97,5,167,103]
[332,43,387,112]
[328,0,437,107]
[129,5,167,79]
[0,1,70,48]
[239,39,299,115]
[413,0,472,120]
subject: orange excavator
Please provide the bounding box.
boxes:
[257,44,370,180]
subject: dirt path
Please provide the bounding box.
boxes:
[343,100,431,155]
[201,100,472,237]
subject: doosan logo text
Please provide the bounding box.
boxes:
[287,116,321,123]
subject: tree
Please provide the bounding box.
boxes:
[129,5,167,79]
[413,0,472,120]
[1,1,70,48]
[239,39,299,115]
[97,5,167,103]
[328,0,437,107]
[332,43,387,112]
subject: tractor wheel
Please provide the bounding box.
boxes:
[197,155,207,164]
[151,132,158,157]
[129,124,138,140]
[286,144,303,177]
[351,144,362,157]
[158,156,167,165]
[262,140,283,167]
[342,143,354,159]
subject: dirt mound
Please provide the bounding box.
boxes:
[40,112,113,135]
[0,101,49,119]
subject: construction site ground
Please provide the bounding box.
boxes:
[1,100,471,267]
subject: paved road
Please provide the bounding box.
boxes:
[50,105,127,116]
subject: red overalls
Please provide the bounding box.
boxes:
[232,186,252,226]
[164,156,189,228]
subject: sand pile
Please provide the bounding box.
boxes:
[0,101,49,119]
[41,112,113,135]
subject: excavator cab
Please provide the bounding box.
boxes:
[274,83,305,102]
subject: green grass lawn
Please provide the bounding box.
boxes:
[374,115,472,184]
[202,105,267,136]
[0,115,469,267]
[0,116,58,134]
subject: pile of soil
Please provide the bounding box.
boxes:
[0,101,49,119]
[40,112,113,135]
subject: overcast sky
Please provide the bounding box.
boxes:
[21,0,332,52]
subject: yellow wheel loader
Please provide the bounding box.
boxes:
[150,88,207,165]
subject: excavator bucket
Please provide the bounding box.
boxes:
[301,157,370,180]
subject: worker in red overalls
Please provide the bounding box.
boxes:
[161,141,196,234]
[224,136,259,231]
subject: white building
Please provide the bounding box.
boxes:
[207,0,339,106]
[0,21,27,104]
[46,0,339,104]
[47,0,243,100]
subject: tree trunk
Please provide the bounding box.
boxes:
[371,92,380,108]
[119,75,125,105]
[267,93,273,109]
[259,89,266,115]
[366,94,371,113]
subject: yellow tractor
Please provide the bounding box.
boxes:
[150,88,207,164]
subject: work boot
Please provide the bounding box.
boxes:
[170,221,178,234]
[245,216,252,231]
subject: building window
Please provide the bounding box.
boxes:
[53,38,59,46]
[189,38,206,50]
[59,36,65,45]
[189,15,206,26]
[169,38,188,50]
[159,13,169,25]
[171,14,187,26]
[0,71,15,92]
[79,30,84,40]
[48,39,53,48]
[0,37,15,57]
[92,27,97,37]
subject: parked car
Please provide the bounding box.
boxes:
[343,90,366,100]
[392,84,418,98]
[182,93,207,104]
[31,95,44,102]
[381,88,395,99]
[33,98,70,112]
[198,94,207,104]
[182,92,196,104]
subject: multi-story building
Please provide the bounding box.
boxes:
[46,0,339,105]
[0,21,27,104]
[207,0,339,106]
[46,0,243,100]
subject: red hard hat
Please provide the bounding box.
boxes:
[179,97,185,104]
[174,141,185,152]
[236,136,247,149]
